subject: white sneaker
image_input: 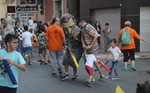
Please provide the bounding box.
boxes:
[112,77,120,80]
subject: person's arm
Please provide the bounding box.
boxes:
[0,56,4,61]
[133,29,146,42]
[62,38,66,48]
[86,33,98,49]
[116,47,122,61]
[68,47,74,56]
[90,33,98,46]
[81,35,86,48]
[118,30,122,45]
[105,52,109,61]
[138,36,146,42]
[8,59,26,71]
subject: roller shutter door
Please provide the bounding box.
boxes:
[140,7,150,52]
[92,8,121,49]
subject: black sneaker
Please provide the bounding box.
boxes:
[87,82,93,87]
[52,73,57,77]
[61,73,69,81]
[40,59,45,65]
[28,62,32,65]
[71,74,78,81]
[58,68,63,76]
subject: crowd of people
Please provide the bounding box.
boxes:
[0,13,148,93]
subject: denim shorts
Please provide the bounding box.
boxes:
[22,46,32,53]
[104,37,110,45]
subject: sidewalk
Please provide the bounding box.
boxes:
[97,50,150,59]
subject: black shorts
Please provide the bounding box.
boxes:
[39,47,46,54]
[0,86,17,93]
[122,49,135,62]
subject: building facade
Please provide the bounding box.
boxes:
[79,0,150,52]
[0,0,67,25]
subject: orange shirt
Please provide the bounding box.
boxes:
[118,26,139,50]
[46,24,65,50]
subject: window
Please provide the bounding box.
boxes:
[7,6,15,13]
[20,0,36,4]
[7,0,15,4]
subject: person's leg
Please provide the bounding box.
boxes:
[129,49,136,70]
[85,66,94,87]
[45,49,50,63]
[106,38,110,53]
[39,48,45,65]
[56,50,64,75]
[104,37,107,53]
[49,50,57,76]
[108,61,115,77]
[72,67,78,80]
[27,47,32,65]
[61,64,69,80]
[93,49,105,79]
[122,50,129,70]
[113,61,119,77]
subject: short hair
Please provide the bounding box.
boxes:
[40,25,45,32]
[124,21,131,26]
[110,38,117,43]
[5,34,18,46]
[105,23,109,26]
[51,17,59,25]
[24,25,28,30]
[77,18,85,25]
[86,49,94,54]
[43,23,49,27]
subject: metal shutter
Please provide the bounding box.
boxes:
[92,8,121,49]
[140,7,150,52]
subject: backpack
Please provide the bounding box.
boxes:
[121,28,131,45]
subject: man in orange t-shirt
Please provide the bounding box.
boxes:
[118,21,146,71]
[46,17,65,76]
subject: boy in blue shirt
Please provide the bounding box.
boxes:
[0,34,26,93]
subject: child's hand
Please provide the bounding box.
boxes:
[0,57,4,61]
[7,59,16,65]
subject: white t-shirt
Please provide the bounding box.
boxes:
[22,31,33,47]
[28,19,34,30]
[85,54,97,68]
[108,46,121,61]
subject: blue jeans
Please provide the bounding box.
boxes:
[49,50,63,73]
[109,61,119,77]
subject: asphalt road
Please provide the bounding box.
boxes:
[17,50,150,93]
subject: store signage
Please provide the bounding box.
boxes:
[16,6,38,11]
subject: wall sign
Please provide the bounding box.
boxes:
[16,6,38,11]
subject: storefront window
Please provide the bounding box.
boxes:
[7,0,15,4]
[20,0,36,4]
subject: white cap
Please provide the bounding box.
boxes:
[124,21,131,26]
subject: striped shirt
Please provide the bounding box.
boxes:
[82,23,98,50]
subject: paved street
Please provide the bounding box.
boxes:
[17,49,150,93]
